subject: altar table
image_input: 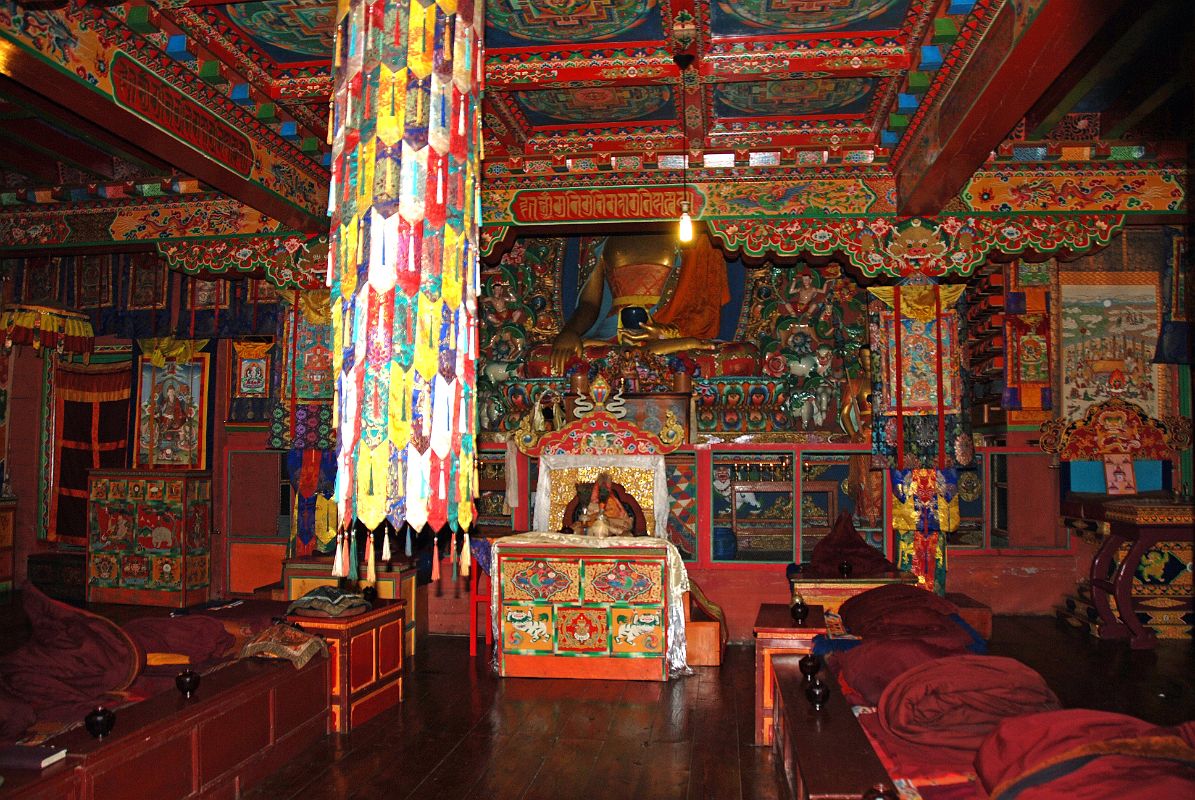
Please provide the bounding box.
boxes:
[491,533,689,681]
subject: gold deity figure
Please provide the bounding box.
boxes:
[547,232,727,375]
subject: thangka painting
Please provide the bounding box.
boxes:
[268,290,333,450]
[868,284,972,470]
[1058,271,1164,420]
[134,353,210,470]
[227,340,272,424]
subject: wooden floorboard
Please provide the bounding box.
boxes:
[3,595,1191,800]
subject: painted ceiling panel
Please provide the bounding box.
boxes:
[709,0,911,38]
[486,0,666,48]
[514,86,676,126]
[713,78,875,119]
[219,0,336,66]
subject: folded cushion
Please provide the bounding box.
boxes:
[833,637,966,706]
[878,655,1059,753]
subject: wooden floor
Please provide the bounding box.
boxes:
[241,617,1194,800]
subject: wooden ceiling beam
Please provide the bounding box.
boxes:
[0,138,61,184]
[0,119,116,179]
[1024,2,1170,140]
[0,41,325,232]
[895,0,1130,217]
[0,76,173,174]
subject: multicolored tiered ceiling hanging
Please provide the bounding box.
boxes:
[328,0,481,573]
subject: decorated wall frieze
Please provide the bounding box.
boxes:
[158,235,327,290]
[0,195,286,250]
[482,177,895,227]
[962,166,1185,214]
[707,215,1126,277]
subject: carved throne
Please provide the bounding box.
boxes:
[1040,398,1192,647]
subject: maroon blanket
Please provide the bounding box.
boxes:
[839,583,960,633]
[806,511,899,578]
[977,710,1195,799]
[123,615,235,674]
[878,655,1060,754]
[833,637,968,706]
[0,584,142,740]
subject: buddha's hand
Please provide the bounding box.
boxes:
[618,320,681,346]
[645,337,717,356]
[549,330,583,375]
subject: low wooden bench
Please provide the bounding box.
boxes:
[771,655,894,800]
[2,656,329,800]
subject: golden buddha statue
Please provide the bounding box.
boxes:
[525,232,759,378]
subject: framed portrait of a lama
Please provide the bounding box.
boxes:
[133,353,210,470]
[1057,271,1166,420]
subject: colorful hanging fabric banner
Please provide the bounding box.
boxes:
[328,0,481,537]
[890,468,959,595]
[269,290,334,450]
[1002,260,1052,413]
[869,283,973,470]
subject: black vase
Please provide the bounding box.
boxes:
[361,585,378,603]
[805,677,829,711]
[798,653,821,684]
[175,669,201,699]
[84,705,116,739]
[789,598,809,625]
[620,306,649,331]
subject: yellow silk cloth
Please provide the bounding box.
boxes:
[868,284,966,321]
[137,337,209,368]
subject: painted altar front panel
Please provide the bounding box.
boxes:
[87,469,211,607]
[497,542,670,681]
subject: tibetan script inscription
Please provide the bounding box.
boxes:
[110,52,254,177]
[511,187,690,224]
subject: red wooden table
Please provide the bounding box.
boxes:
[288,600,405,733]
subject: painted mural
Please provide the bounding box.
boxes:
[1059,272,1162,419]
[710,0,910,36]
[486,0,662,46]
[713,78,875,119]
[514,87,674,125]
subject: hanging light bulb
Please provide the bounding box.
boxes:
[678,201,693,242]
[673,50,696,244]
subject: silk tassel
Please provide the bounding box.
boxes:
[431,536,441,581]
[348,530,359,581]
[405,527,413,557]
[461,531,471,577]
[367,532,377,583]
[381,528,391,561]
[331,531,345,578]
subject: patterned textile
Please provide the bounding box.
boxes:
[179,277,279,339]
[269,291,333,450]
[891,468,959,594]
[5,253,173,339]
[665,457,698,559]
[238,623,328,669]
[1002,261,1052,411]
[870,283,973,470]
[327,0,481,545]
[286,448,338,555]
[46,363,132,544]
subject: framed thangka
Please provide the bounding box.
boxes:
[134,353,210,469]
[1057,271,1166,420]
[228,340,272,424]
